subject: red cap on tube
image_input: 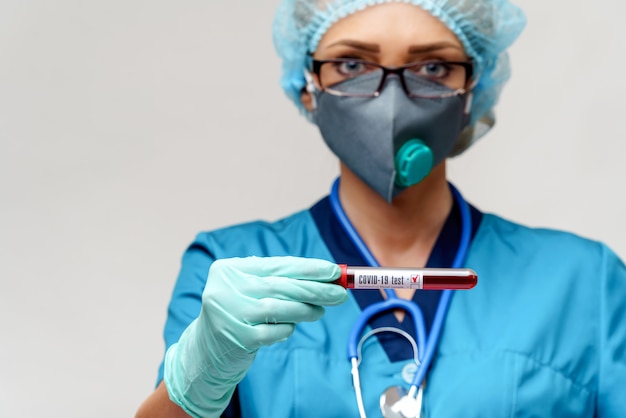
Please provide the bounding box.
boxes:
[336,264,348,288]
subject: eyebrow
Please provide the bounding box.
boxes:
[325,40,380,52]
[324,39,463,54]
[408,41,464,54]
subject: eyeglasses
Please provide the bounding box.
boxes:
[310,58,474,98]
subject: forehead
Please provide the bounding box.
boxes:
[316,3,463,51]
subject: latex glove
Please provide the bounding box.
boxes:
[164,256,347,418]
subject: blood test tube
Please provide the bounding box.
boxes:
[334,264,477,290]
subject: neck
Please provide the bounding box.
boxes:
[338,162,452,268]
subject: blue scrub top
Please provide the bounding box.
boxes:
[158,195,626,417]
[161,196,481,416]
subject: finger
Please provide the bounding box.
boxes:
[240,298,326,325]
[241,275,347,306]
[218,256,341,282]
[249,323,297,347]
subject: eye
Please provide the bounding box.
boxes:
[334,60,370,77]
[411,62,451,79]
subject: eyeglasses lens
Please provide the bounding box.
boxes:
[318,61,469,98]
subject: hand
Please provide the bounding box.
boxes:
[164,256,347,418]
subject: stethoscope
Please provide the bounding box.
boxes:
[329,178,472,418]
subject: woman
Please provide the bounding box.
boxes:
[136,1,626,417]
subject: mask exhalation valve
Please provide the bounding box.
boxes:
[394,139,434,187]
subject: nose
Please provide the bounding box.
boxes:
[377,70,411,97]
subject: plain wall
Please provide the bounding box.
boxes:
[0,0,624,416]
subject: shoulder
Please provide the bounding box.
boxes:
[471,212,626,287]
[477,212,608,259]
[476,214,626,309]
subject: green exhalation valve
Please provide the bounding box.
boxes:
[394,139,434,187]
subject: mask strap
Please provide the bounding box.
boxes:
[464,92,473,115]
[304,69,318,109]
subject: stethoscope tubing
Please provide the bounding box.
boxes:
[329,178,472,389]
[348,296,427,363]
[412,183,471,387]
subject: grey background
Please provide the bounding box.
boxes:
[0,0,624,416]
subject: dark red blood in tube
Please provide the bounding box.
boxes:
[422,272,477,290]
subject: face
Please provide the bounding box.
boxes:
[301,2,468,110]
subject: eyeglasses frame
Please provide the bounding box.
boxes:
[310,58,475,99]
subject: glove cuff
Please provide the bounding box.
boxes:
[163,321,252,418]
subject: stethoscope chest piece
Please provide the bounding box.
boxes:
[380,384,423,418]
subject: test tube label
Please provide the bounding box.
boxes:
[351,268,423,290]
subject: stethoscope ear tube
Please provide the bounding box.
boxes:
[407,183,472,388]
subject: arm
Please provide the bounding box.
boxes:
[135,381,190,418]
[136,240,210,418]
[135,241,209,418]
[136,256,347,418]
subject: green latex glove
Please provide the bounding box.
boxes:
[164,256,348,418]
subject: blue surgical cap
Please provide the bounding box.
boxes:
[272,0,527,153]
